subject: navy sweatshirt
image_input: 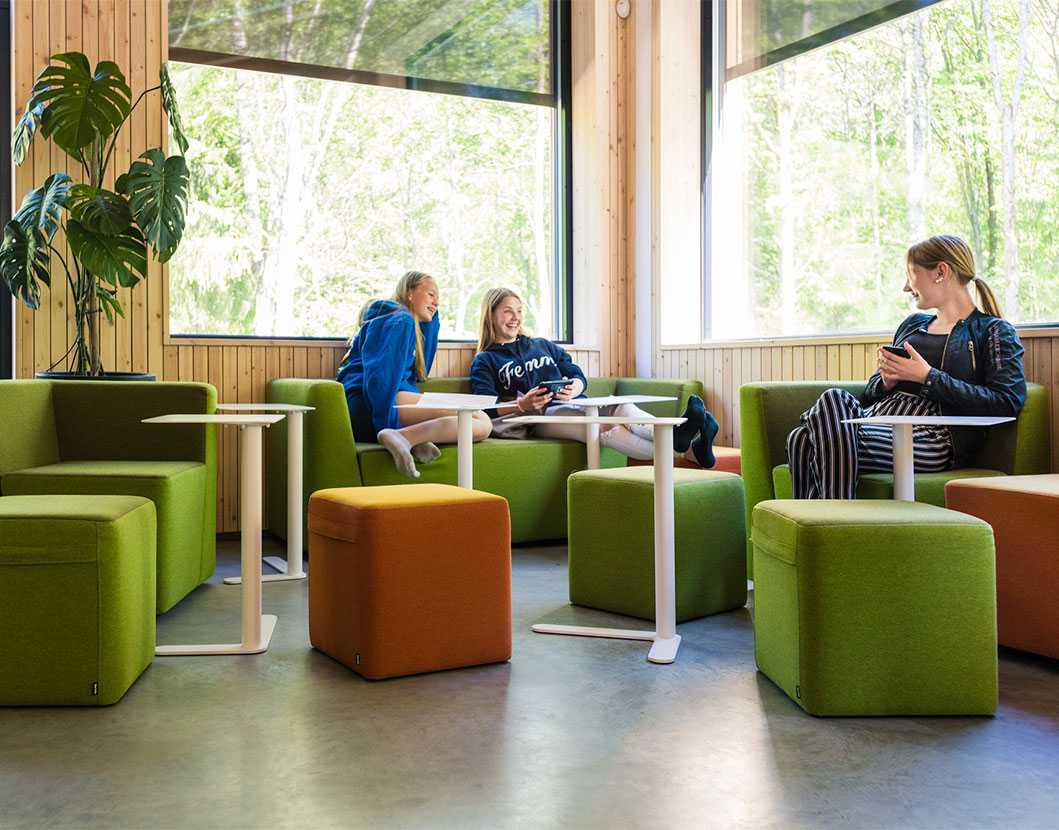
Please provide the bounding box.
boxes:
[470,335,588,417]
[336,299,440,433]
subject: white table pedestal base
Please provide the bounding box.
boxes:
[155,615,277,656]
[531,624,682,664]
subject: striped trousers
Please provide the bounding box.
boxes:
[786,388,954,500]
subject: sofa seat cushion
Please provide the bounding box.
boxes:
[771,463,1005,506]
[0,494,156,705]
[2,461,207,613]
[356,438,625,543]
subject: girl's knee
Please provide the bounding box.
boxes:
[472,415,492,441]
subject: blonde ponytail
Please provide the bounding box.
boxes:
[907,234,1005,318]
[393,270,432,381]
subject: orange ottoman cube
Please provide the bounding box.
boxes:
[945,475,1059,659]
[308,484,512,679]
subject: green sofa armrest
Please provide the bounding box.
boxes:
[0,380,60,477]
[739,381,865,574]
[975,382,1050,475]
[267,378,360,544]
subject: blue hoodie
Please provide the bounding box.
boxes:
[337,299,440,434]
[470,335,587,417]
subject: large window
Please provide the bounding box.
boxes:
[707,0,1059,340]
[167,0,569,341]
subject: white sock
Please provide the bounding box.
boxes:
[411,442,441,464]
[377,429,420,478]
[600,425,654,461]
[615,403,655,440]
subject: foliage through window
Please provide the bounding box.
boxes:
[167,0,565,341]
[708,0,1059,340]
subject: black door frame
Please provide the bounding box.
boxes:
[1,0,13,379]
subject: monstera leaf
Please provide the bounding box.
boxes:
[30,52,131,156]
[118,149,189,262]
[67,219,147,288]
[12,102,45,166]
[159,63,189,155]
[13,173,71,243]
[0,222,50,309]
[68,185,132,235]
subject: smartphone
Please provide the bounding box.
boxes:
[882,345,909,358]
[536,378,574,393]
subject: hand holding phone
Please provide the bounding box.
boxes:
[882,345,909,358]
[536,378,574,393]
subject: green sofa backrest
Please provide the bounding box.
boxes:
[51,381,216,462]
[0,380,60,480]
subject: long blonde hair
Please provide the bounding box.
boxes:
[906,235,1003,318]
[393,270,433,381]
[477,287,526,352]
[345,270,433,381]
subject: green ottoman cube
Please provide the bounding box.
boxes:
[752,499,997,716]
[0,495,157,706]
[568,467,747,622]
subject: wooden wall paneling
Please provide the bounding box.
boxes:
[13,0,30,378]
[113,0,134,372]
[47,2,67,373]
[129,0,148,373]
[162,345,177,381]
[177,345,191,380]
[145,0,163,378]
[30,0,50,375]
[293,348,307,378]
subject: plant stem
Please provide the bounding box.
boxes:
[101,84,162,179]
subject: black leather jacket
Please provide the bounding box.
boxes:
[862,309,1027,466]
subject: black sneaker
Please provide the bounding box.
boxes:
[674,395,707,453]
[690,411,720,468]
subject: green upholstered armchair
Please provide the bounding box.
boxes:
[739,380,1051,576]
[0,380,217,612]
[267,376,704,547]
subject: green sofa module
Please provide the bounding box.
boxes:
[739,381,1050,576]
[0,495,156,706]
[752,499,998,717]
[0,380,217,613]
[267,376,704,545]
[567,467,747,622]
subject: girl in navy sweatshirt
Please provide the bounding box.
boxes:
[337,271,491,477]
[470,288,718,465]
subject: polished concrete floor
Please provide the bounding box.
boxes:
[2,537,1059,830]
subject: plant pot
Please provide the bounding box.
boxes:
[35,371,156,381]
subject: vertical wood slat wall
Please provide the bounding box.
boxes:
[658,336,1059,472]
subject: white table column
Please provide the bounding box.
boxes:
[508,414,686,664]
[457,409,475,489]
[583,406,601,469]
[842,415,1014,502]
[143,413,281,656]
[216,403,313,583]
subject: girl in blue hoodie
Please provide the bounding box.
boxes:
[470,288,719,465]
[337,271,491,477]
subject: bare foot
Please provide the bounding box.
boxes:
[411,442,441,464]
[378,429,420,478]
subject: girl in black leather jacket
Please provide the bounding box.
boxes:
[787,235,1027,499]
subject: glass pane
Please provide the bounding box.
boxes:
[169,0,552,96]
[726,0,933,75]
[167,63,555,340]
[711,0,1059,339]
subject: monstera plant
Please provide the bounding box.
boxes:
[1,52,190,376]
